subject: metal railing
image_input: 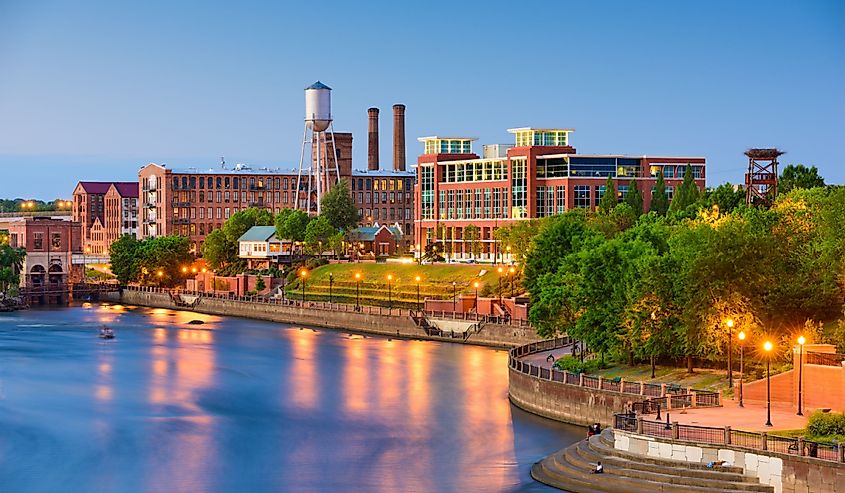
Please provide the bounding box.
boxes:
[806,352,845,367]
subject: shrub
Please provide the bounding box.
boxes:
[807,410,845,437]
[552,355,609,374]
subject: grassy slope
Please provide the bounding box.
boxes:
[289,262,505,304]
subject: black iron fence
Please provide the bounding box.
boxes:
[806,352,845,367]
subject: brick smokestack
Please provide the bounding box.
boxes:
[367,107,379,171]
[392,104,406,171]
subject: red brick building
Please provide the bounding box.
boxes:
[414,128,705,262]
[0,217,83,287]
[72,181,138,254]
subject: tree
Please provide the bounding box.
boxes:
[138,235,194,287]
[423,241,445,262]
[202,208,272,275]
[463,224,481,259]
[276,209,311,242]
[494,219,546,266]
[320,178,359,231]
[780,164,825,194]
[108,235,141,285]
[623,182,644,217]
[650,170,669,216]
[706,183,744,214]
[524,211,597,297]
[304,216,337,254]
[669,164,700,214]
[201,229,233,273]
[0,244,25,293]
[598,176,617,214]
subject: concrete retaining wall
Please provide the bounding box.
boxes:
[508,367,646,427]
[109,290,539,348]
[614,428,845,493]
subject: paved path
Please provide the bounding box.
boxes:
[521,345,580,369]
[662,400,808,432]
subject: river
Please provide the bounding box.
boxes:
[0,304,581,492]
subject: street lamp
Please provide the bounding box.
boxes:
[473,281,479,312]
[355,272,361,310]
[452,281,458,313]
[299,269,308,304]
[797,335,806,416]
[508,266,516,298]
[387,274,393,310]
[329,273,334,304]
[738,331,746,408]
[497,267,504,306]
[763,340,773,427]
[726,318,734,388]
[415,275,422,313]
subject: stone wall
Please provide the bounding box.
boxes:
[508,367,646,427]
[109,290,539,348]
[614,428,845,493]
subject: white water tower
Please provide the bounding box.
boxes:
[297,81,340,215]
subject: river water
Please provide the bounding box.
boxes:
[0,304,581,492]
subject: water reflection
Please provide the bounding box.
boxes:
[0,306,581,492]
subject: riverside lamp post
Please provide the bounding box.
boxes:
[329,273,334,303]
[355,272,361,311]
[473,281,479,313]
[387,274,393,310]
[764,340,773,427]
[299,269,308,304]
[738,331,746,408]
[726,318,734,388]
[497,267,504,303]
[508,267,516,298]
[415,276,421,313]
[452,281,457,314]
[797,335,806,416]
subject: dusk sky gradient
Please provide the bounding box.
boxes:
[0,0,843,200]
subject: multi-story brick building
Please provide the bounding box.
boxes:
[139,133,415,254]
[414,128,705,262]
[72,181,138,254]
[0,216,82,287]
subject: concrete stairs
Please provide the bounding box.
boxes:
[531,428,774,493]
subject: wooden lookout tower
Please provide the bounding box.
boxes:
[744,148,783,207]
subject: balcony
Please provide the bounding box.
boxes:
[142,184,157,192]
[173,201,191,207]
[248,201,265,208]
[144,201,156,208]
[145,218,157,224]
[173,218,190,225]
[249,185,266,191]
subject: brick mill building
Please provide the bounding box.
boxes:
[72,181,139,254]
[414,128,705,262]
[139,105,414,254]
[0,216,83,287]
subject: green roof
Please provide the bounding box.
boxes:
[347,225,402,241]
[238,226,277,242]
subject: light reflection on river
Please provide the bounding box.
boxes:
[0,304,581,492]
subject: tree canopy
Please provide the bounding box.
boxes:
[110,235,194,287]
[780,164,825,194]
[201,208,273,275]
[650,170,669,216]
[320,178,359,231]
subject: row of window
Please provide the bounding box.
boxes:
[172,175,299,191]
[437,188,510,220]
[359,208,412,222]
[354,191,412,205]
[439,159,508,183]
[351,178,413,192]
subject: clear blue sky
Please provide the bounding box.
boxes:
[0,0,842,200]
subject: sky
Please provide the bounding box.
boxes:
[0,0,843,200]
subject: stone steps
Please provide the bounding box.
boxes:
[530,428,774,493]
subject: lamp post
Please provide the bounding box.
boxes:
[797,335,806,416]
[355,272,361,310]
[738,331,746,408]
[473,281,479,313]
[452,281,457,314]
[509,266,516,298]
[764,340,773,427]
[415,275,421,313]
[387,274,393,310]
[329,273,334,304]
[84,246,91,281]
[299,269,307,304]
[726,318,734,388]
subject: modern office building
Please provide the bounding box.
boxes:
[414,128,705,261]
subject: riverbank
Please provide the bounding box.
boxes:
[108,289,540,348]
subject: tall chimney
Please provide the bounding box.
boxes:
[367,107,379,170]
[393,104,406,171]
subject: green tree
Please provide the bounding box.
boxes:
[108,235,141,285]
[598,176,617,214]
[650,170,669,216]
[304,216,337,254]
[669,164,700,214]
[463,224,481,259]
[202,208,272,275]
[780,164,825,194]
[320,178,360,231]
[706,183,745,214]
[201,229,233,273]
[276,209,311,242]
[0,244,26,292]
[255,276,266,292]
[623,182,644,217]
[138,235,194,287]
[524,211,597,297]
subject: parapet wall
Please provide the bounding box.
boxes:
[109,290,540,348]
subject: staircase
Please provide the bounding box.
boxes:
[532,428,774,493]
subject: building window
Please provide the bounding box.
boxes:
[617,185,629,203]
[556,186,566,213]
[510,159,527,218]
[216,177,222,189]
[420,166,434,220]
[574,185,591,208]
[663,166,675,178]
[595,185,606,207]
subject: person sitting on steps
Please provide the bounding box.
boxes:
[591,461,604,474]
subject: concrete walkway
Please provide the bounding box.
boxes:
[662,400,809,432]
[522,345,580,368]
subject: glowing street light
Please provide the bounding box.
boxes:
[473,281,480,312]
[738,331,746,408]
[763,340,774,427]
[452,281,457,314]
[415,275,422,313]
[797,335,806,416]
[387,274,393,310]
[509,266,516,298]
[355,272,361,310]
[726,318,735,388]
[299,269,308,304]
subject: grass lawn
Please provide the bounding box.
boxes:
[287,262,506,305]
[589,363,732,393]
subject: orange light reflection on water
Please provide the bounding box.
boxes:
[288,329,318,409]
